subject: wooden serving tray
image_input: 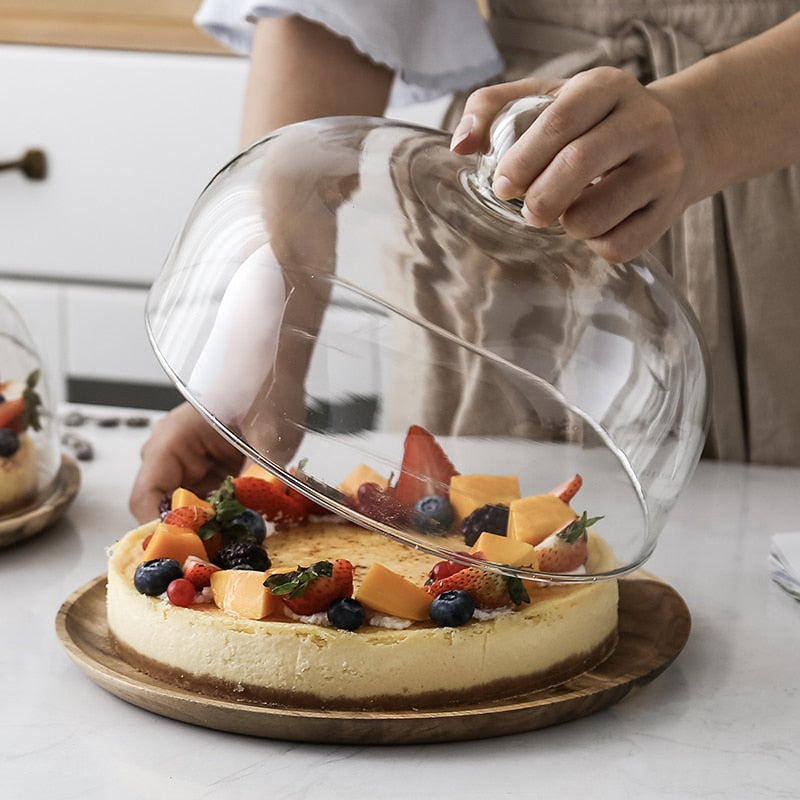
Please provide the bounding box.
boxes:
[55,575,690,745]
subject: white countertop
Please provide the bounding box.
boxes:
[2,408,799,799]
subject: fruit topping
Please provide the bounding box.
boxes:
[211,568,280,620]
[429,589,475,627]
[0,428,20,457]
[393,425,458,506]
[327,597,366,631]
[0,370,42,433]
[461,503,510,546]
[425,566,529,610]
[427,554,473,583]
[549,473,583,503]
[162,504,215,532]
[449,474,520,523]
[353,482,410,527]
[229,508,267,543]
[166,577,197,607]
[213,540,271,571]
[355,562,433,621]
[182,555,221,589]
[409,494,455,534]
[142,523,209,564]
[507,493,578,546]
[534,511,602,573]
[469,532,536,568]
[265,559,354,616]
[134,558,184,596]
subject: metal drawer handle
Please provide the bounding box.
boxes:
[0,148,47,180]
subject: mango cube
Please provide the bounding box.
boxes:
[211,569,283,620]
[507,494,577,546]
[449,474,521,522]
[355,562,432,621]
[142,522,209,564]
[470,531,537,568]
[170,486,214,515]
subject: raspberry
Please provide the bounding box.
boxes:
[461,504,510,546]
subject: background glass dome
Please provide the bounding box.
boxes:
[0,292,61,516]
[146,107,709,583]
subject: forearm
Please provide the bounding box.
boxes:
[240,15,393,148]
[650,12,800,202]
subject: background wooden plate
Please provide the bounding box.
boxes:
[0,455,81,549]
[55,575,690,744]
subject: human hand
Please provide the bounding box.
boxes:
[450,68,696,263]
[128,402,244,523]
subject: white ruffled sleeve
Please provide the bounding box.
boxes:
[194,0,503,106]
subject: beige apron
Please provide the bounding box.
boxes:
[444,0,800,465]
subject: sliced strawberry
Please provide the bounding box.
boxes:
[534,511,602,572]
[230,476,307,524]
[425,565,528,609]
[182,555,221,589]
[163,505,215,532]
[265,559,354,616]
[549,474,583,504]
[393,425,459,506]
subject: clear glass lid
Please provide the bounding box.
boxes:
[0,293,60,517]
[146,102,709,583]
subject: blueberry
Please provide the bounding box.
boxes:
[429,590,475,627]
[327,597,365,631]
[229,508,267,543]
[410,495,454,534]
[133,558,183,596]
[213,540,271,571]
[0,428,20,458]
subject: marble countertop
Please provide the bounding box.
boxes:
[2,407,799,799]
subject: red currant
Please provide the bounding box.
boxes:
[166,577,196,607]
[428,552,478,582]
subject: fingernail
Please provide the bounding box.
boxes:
[449,114,476,150]
[492,174,517,200]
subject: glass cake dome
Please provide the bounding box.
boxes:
[145,98,710,583]
[0,292,61,517]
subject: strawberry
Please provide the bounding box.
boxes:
[163,505,215,532]
[549,474,583,504]
[230,476,307,524]
[427,552,482,583]
[0,397,24,429]
[265,559,354,616]
[182,555,221,589]
[534,511,602,572]
[425,566,529,609]
[0,371,42,432]
[393,425,459,506]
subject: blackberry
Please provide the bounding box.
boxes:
[213,540,271,571]
[0,428,20,458]
[157,491,171,520]
[461,503,510,546]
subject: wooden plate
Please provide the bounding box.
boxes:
[0,455,81,549]
[56,575,690,744]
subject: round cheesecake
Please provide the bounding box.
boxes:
[0,433,38,515]
[107,519,619,710]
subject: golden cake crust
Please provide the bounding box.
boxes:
[107,520,619,710]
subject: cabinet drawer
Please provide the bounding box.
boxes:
[0,43,246,285]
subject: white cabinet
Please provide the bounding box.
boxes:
[0,43,247,407]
